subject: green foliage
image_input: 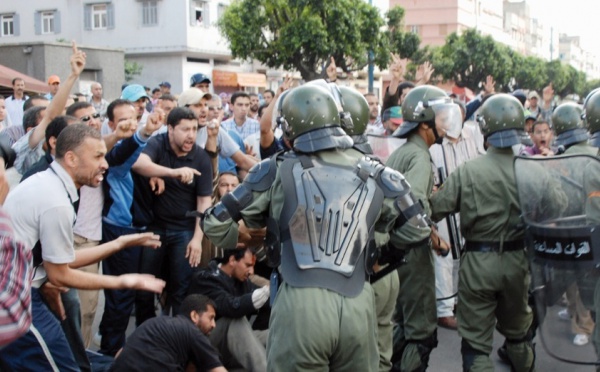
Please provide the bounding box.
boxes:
[427,28,594,97]
[218,1,419,81]
[124,60,143,82]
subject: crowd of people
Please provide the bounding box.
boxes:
[0,40,599,372]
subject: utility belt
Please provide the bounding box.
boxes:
[464,240,524,253]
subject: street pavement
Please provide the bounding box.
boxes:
[90,290,596,371]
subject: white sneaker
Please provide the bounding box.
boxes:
[558,309,570,321]
[573,334,589,346]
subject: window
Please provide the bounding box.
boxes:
[1,14,14,37]
[35,10,60,35]
[409,25,420,35]
[190,1,209,27]
[141,1,158,26]
[92,4,107,29]
[84,3,114,31]
[217,3,227,20]
[42,12,54,34]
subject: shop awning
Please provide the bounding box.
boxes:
[0,64,48,94]
[212,70,266,88]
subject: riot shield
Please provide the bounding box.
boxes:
[366,134,405,164]
[515,154,600,365]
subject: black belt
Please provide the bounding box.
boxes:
[464,240,524,253]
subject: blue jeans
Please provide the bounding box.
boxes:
[98,222,143,356]
[61,288,91,371]
[0,288,79,371]
[136,228,195,325]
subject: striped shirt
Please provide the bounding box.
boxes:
[0,207,32,347]
[221,117,260,140]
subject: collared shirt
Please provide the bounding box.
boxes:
[366,117,385,135]
[89,97,109,120]
[0,207,32,347]
[1,125,25,147]
[221,117,260,140]
[13,130,44,175]
[5,95,27,127]
[5,162,78,286]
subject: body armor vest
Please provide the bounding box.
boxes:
[278,153,384,297]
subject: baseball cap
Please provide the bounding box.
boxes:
[528,91,539,100]
[121,84,150,102]
[383,106,403,124]
[178,88,213,107]
[190,73,211,86]
[47,75,60,85]
[159,81,171,88]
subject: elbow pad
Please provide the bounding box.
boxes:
[376,167,428,229]
[213,184,253,222]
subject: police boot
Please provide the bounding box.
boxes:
[461,339,493,372]
[393,332,438,372]
[505,337,535,372]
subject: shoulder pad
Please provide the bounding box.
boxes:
[356,156,385,182]
[377,167,411,198]
[244,157,278,192]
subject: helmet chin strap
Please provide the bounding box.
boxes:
[428,121,443,144]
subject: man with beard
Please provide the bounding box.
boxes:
[364,92,384,135]
[133,107,213,323]
[249,93,260,120]
[110,294,225,372]
[0,124,166,371]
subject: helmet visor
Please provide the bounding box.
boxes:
[432,102,463,139]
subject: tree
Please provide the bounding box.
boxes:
[432,29,514,91]
[218,1,419,81]
[124,60,143,82]
[512,55,547,92]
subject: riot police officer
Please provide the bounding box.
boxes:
[387,85,462,372]
[554,102,598,156]
[201,84,428,371]
[430,94,535,371]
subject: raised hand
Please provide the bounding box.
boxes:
[145,107,165,134]
[326,56,337,82]
[483,75,496,95]
[70,41,86,77]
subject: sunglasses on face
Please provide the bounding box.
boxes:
[81,113,101,122]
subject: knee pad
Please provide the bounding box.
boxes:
[412,331,439,372]
[505,335,536,372]
[461,339,488,372]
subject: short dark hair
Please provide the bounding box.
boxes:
[23,95,49,112]
[106,99,134,122]
[249,92,259,98]
[12,78,24,86]
[230,91,249,105]
[66,101,93,117]
[55,124,102,160]
[397,82,415,101]
[152,87,160,94]
[158,94,177,102]
[257,103,269,119]
[531,120,551,132]
[45,115,78,148]
[23,106,46,132]
[219,247,254,265]
[363,92,376,99]
[167,107,197,127]
[263,89,275,97]
[179,294,217,319]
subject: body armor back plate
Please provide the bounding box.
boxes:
[278,153,384,297]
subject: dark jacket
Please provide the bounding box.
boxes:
[188,260,257,320]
